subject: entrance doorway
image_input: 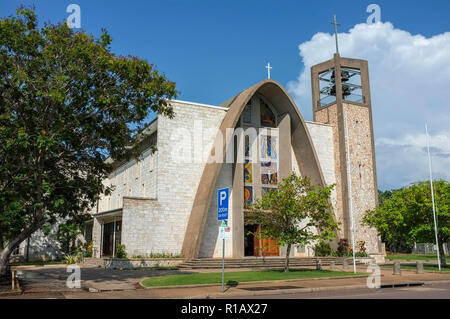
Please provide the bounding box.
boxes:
[244,224,279,257]
[102,220,122,257]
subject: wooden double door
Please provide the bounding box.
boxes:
[244,224,279,257]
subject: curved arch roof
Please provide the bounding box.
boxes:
[181,79,327,260]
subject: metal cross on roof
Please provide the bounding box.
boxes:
[265,62,272,79]
[330,14,341,54]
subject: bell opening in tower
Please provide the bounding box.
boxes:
[318,67,363,107]
[340,67,363,103]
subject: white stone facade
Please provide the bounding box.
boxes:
[87,96,376,260]
[91,101,229,258]
[88,95,350,260]
[21,93,379,262]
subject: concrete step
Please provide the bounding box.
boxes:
[178,257,362,269]
[79,258,104,268]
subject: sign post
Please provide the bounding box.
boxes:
[217,188,229,292]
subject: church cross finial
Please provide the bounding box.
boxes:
[265,62,272,79]
[330,14,341,54]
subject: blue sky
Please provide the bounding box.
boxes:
[1,1,450,190]
[2,1,449,105]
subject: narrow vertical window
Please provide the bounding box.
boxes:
[356,120,361,146]
[243,101,252,124]
[260,100,276,127]
[359,163,362,189]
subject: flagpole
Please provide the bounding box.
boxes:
[425,123,441,271]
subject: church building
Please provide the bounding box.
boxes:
[86,53,385,263]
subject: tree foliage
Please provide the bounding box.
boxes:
[246,173,338,271]
[364,180,450,265]
[54,221,82,255]
[0,7,177,274]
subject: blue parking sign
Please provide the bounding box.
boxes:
[217,188,229,221]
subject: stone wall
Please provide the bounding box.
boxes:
[121,197,158,257]
[155,101,226,255]
[306,122,337,212]
[314,102,380,255]
[96,145,157,213]
[90,101,227,258]
[14,228,62,262]
[292,123,337,256]
[343,103,379,254]
[314,104,347,240]
[122,101,227,256]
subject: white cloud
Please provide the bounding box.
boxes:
[287,22,450,189]
[376,132,450,188]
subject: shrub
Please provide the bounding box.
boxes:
[81,241,93,258]
[355,251,369,257]
[336,239,350,257]
[64,254,82,264]
[313,241,333,257]
[357,241,366,253]
[116,244,127,259]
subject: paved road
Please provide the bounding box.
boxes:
[4,265,450,299]
[230,282,450,299]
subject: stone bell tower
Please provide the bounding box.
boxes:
[310,53,383,258]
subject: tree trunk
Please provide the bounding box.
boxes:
[0,217,45,276]
[0,249,11,278]
[284,244,291,272]
[438,241,447,266]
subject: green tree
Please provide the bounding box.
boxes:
[246,173,339,272]
[54,221,82,255]
[0,7,177,276]
[364,180,450,266]
[378,189,394,207]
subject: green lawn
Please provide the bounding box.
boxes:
[141,269,366,287]
[382,265,450,272]
[386,254,450,262]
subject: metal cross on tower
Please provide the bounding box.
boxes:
[265,62,272,79]
[330,14,341,54]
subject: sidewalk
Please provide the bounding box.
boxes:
[140,268,450,299]
[62,266,450,299]
[6,264,450,299]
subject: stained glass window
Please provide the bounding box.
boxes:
[243,97,279,210]
[260,161,277,174]
[260,135,278,160]
[244,186,253,209]
[244,135,250,158]
[261,162,278,186]
[260,100,276,127]
[244,160,253,184]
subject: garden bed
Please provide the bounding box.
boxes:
[103,257,183,269]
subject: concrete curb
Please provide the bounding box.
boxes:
[11,264,67,271]
[192,284,370,299]
[191,278,450,299]
[139,274,370,290]
[0,289,22,297]
[422,279,450,285]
